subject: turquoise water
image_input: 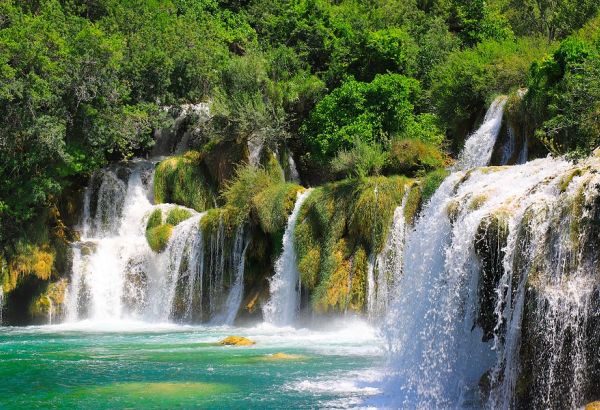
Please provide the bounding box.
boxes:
[0,320,382,409]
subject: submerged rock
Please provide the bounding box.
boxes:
[218,336,256,346]
[264,353,305,360]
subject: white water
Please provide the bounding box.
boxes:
[264,188,313,326]
[65,162,157,321]
[454,96,507,171]
[379,155,600,408]
[367,189,411,319]
[211,226,250,325]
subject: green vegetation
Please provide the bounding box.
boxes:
[166,208,193,226]
[154,152,217,212]
[146,224,173,253]
[2,0,600,319]
[293,176,415,312]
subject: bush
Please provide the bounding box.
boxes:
[300,73,421,164]
[430,37,552,138]
[386,138,449,176]
[331,138,387,179]
[526,35,600,155]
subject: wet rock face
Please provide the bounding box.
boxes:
[474,213,509,342]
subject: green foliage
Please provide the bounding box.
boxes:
[221,155,285,226]
[526,33,600,155]
[146,224,173,253]
[146,209,163,231]
[421,168,450,204]
[387,138,450,176]
[166,207,193,226]
[503,0,599,41]
[301,74,421,164]
[252,184,302,234]
[153,151,217,212]
[331,138,387,179]
[431,37,551,137]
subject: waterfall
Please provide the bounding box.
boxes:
[263,188,313,326]
[381,156,600,408]
[157,213,205,322]
[212,226,250,325]
[367,189,411,319]
[454,96,507,171]
[65,161,156,321]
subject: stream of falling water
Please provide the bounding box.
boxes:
[454,96,507,171]
[367,189,411,319]
[63,160,247,324]
[263,188,313,326]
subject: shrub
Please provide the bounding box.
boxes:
[386,138,449,176]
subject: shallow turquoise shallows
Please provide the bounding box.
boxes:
[0,320,382,409]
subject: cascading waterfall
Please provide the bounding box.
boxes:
[381,156,600,408]
[63,158,249,325]
[367,189,411,319]
[157,213,205,322]
[65,161,157,321]
[211,226,250,325]
[264,188,313,326]
[454,96,507,171]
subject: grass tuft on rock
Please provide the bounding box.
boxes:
[166,207,193,226]
[146,224,173,253]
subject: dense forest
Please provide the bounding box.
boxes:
[1,0,600,309]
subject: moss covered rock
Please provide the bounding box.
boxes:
[218,336,255,346]
[154,151,217,212]
[29,278,68,322]
[166,207,193,226]
[146,224,173,253]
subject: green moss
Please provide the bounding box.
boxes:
[468,194,488,211]
[166,207,192,226]
[252,183,302,234]
[403,183,422,225]
[446,199,461,223]
[559,168,582,192]
[146,224,173,253]
[147,209,163,230]
[29,279,68,319]
[421,168,449,204]
[292,175,414,313]
[154,151,217,212]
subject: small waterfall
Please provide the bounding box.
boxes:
[454,96,507,171]
[382,156,600,408]
[65,162,156,321]
[212,226,250,325]
[264,188,313,326]
[158,213,205,322]
[367,189,411,319]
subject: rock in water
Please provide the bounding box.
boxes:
[218,336,255,346]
